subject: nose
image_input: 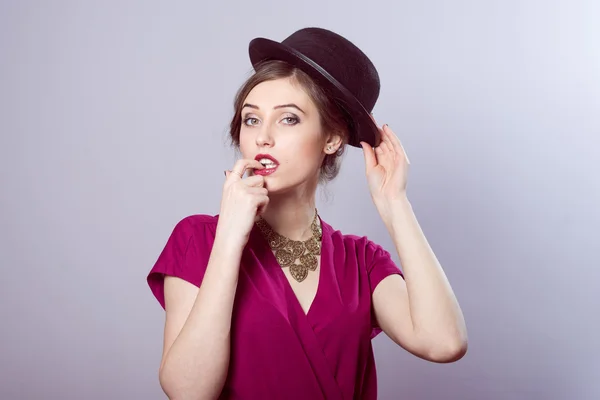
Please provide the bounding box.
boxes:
[255,124,273,148]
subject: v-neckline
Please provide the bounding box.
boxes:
[252,216,328,319]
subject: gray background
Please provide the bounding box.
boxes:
[1,1,599,399]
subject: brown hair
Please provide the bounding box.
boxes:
[228,60,351,183]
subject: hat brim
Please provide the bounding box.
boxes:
[248,38,381,148]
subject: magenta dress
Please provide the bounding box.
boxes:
[147,214,403,399]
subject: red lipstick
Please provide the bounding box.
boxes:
[254,154,279,176]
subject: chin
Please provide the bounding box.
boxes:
[263,179,286,195]
[259,176,290,194]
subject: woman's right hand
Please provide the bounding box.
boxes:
[215,159,269,248]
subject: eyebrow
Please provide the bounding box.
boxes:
[242,103,305,114]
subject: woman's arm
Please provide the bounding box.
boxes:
[372,196,468,363]
[159,235,241,400]
[360,122,467,363]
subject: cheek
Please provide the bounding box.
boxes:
[238,131,253,156]
[282,139,323,170]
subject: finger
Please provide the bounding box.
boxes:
[247,186,268,195]
[383,125,410,164]
[380,124,393,147]
[228,169,243,180]
[360,141,377,171]
[231,159,264,179]
[257,195,270,215]
[378,137,393,156]
[382,124,399,153]
[243,174,266,187]
[373,131,393,161]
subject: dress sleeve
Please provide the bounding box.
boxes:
[146,216,216,309]
[366,240,404,338]
[366,240,404,292]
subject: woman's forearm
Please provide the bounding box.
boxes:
[159,236,242,400]
[381,196,468,354]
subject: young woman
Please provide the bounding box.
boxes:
[147,27,468,400]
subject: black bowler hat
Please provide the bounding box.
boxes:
[248,27,381,148]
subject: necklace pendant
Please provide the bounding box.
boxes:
[290,264,308,282]
[276,249,294,267]
[300,254,318,271]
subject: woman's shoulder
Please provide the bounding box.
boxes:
[169,213,219,234]
[323,219,384,253]
[177,213,219,228]
[158,213,220,251]
[323,220,402,278]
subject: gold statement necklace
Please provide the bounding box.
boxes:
[256,210,322,283]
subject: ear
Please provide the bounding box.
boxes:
[324,132,344,154]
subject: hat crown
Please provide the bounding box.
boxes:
[281,28,380,112]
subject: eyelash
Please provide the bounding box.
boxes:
[242,115,300,126]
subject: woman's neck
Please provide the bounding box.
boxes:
[258,193,318,241]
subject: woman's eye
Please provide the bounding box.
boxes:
[282,116,299,125]
[243,117,259,126]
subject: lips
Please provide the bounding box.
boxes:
[255,154,279,176]
[255,154,279,165]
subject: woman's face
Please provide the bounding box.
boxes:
[239,77,333,194]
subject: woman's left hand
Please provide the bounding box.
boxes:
[360,120,410,205]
